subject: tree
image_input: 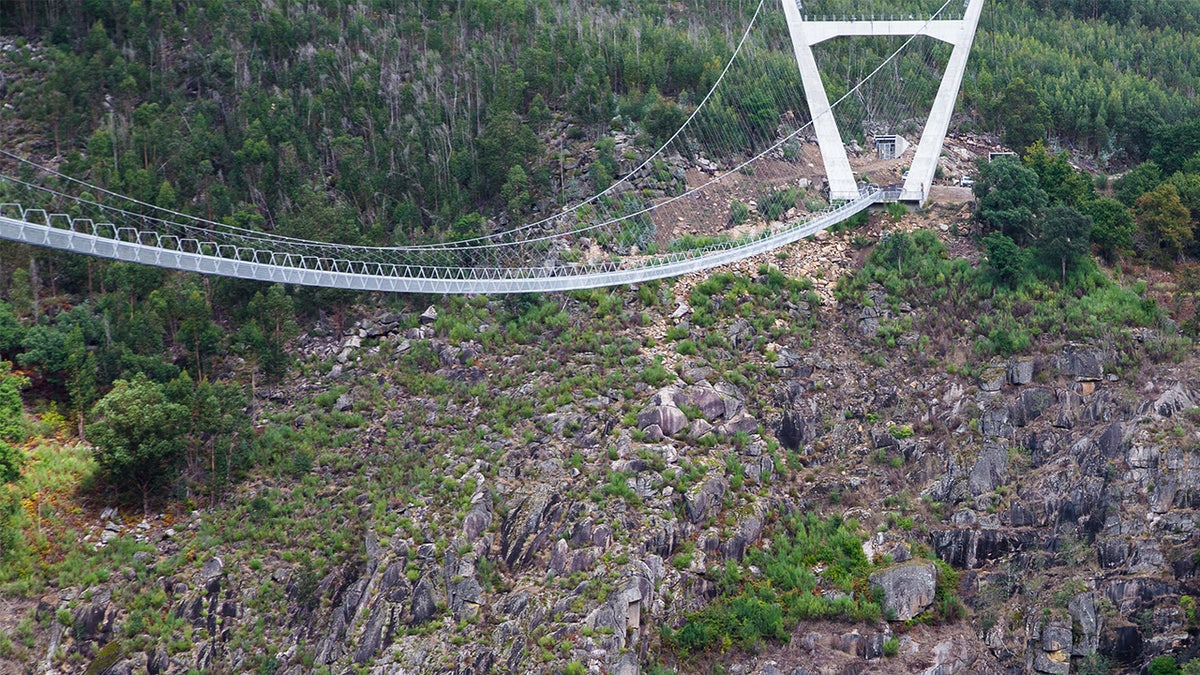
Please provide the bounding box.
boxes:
[998,78,1049,153]
[1167,171,1200,227]
[246,285,297,382]
[0,441,20,485]
[974,158,1048,245]
[0,362,28,444]
[1038,205,1093,284]
[174,290,222,381]
[476,110,541,198]
[8,268,34,319]
[0,442,20,561]
[18,304,104,393]
[1083,197,1136,262]
[1118,95,1164,162]
[0,360,27,560]
[0,302,23,360]
[500,165,531,213]
[1136,183,1193,263]
[87,373,189,513]
[1114,161,1164,207]
[643,92,688,150]
[1150,119,1200,174]
[450,212,486,242]
[165,371,250,495]
[1147,656,1180,675]
[737,80,778,150]
[1023,141,1093,207]
[982,232,1028,288]
[64,326,98,439]
[527,93,552,130]
[154,180,176,209]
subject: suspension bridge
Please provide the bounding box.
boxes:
[0,0,982,295]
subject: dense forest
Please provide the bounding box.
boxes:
[3,1,1200,672]
[4,0,1200,241]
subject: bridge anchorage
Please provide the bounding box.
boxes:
[0,0,981,294]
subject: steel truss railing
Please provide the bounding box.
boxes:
[0,189,882,294]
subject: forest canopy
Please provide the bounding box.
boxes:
[2,0,1200,248]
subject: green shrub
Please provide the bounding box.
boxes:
[0,364,29,443]
[729,200,751,226]
[672,542,695,570]
[601,472,639,504]
[882,637,900,656]
[640,358,672,387]
[1148,656,1180,675]
[835,227,1157,360]
[0,441,22,485]
[758,187,801,221]
[667,514,879,655]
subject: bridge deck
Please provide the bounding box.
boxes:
[0,191,883,294]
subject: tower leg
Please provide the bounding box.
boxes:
[901,0,984,205]
[782,1,860,201]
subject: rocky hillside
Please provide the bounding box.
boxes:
[2,203,1199,675]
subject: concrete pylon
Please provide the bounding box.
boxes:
[782,0,985,204]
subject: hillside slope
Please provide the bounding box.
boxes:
[2,203,1197,674]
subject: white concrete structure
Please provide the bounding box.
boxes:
[782,0,984,203]
[874,134,909,159]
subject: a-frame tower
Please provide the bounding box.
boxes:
[782,0,985,204]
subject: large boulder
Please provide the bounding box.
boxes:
[716,411,758,438]
[637,405,688,436]
[1153,382,1195,417]
[968,439,1010,496]
[1034,618,1072,674]
[869,561,937,621]
[979,365,1007,392]
[683,476,728,524]
[685,384,726,421]
[1068,592,1100,656]
[1007,358,1034,385]
[499,487,563,570]
[409,577,437,625]
[1055,345,1103,381]
[1011,387,1054,427]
